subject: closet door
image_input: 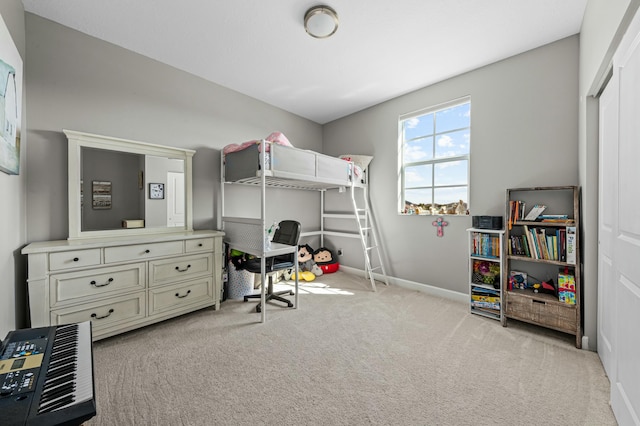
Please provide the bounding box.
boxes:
[597,66,617,382]
[599,7,640,425]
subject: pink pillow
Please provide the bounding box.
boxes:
[265,131,293,148]
[223,132,294,155]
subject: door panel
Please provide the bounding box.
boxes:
[607,11,640,423]
[167,171,185,227]
[598,69,618,380]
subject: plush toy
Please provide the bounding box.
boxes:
[284,244,322,281]
[313,247,339,273]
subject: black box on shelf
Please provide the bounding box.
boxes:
[472,215,503,230]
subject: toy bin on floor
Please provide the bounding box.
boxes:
[227,261,255,299]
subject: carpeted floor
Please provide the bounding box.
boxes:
[87,271,616,425]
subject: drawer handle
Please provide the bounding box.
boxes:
[175,264,192,272]
[175,290,191,299]
[90,277,114,288]
[198,243,203,247]
[73,257,79,262]
[533,300,546,305]
[145,249,151,254]
[91,308,114,320]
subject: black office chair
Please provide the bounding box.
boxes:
[243,220,301,313]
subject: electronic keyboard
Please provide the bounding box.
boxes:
[0,322,96,426]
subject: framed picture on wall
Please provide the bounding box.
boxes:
[149,183,164,199]
[0,15,23,175]
[92,180,112,209]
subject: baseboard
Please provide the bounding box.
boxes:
[338,265,468,305]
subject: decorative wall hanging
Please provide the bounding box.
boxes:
[0,15,23,175]
[432,216,448,237]
[92,180,112,209]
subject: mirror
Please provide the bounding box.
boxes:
[66,130,194,240]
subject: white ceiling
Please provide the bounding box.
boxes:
[21,0,587,124]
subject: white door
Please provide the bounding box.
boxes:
[599,8,640,425]
[167,172,185,227]
[597,67,617,381]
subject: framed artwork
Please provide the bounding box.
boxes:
[149,183,164,199]
[92,180,112,209]
[0,15,23,175]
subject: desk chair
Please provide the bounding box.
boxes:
[243,220,301,313]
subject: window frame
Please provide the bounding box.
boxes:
[398,96,471,216]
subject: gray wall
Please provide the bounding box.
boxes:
[82,148,143,231]
[324,36,579,297]
[144,156,183,228]
[24,13,323,246]
[0,0,26,336]
[578,0,639,351]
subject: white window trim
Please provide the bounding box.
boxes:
[398,96,471,216]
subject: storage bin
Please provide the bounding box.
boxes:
[227,261,255,299]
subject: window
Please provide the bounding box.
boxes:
[399,98,470,215]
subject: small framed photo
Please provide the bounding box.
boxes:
[92,180,112,209]
[149,183,164,199]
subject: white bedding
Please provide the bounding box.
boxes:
[223,138,364,187]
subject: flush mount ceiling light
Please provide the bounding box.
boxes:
[304,5,339,39]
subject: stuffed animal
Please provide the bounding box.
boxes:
[313,247,339,273]
[284,244,322,281]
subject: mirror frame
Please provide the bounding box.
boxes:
[65,129,195,240]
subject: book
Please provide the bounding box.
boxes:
[539,228,550,259]
[539,214,569,223]
[521,233,530,257]
[538,214,568,219]
[566,226,576,265]
[524,204,547,221]
[559,228,566,261]
[528,226,541,259]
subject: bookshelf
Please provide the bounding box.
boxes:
[467,228,504,321]
[503,186,582,348]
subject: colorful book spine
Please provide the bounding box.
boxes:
[566,226,576,265]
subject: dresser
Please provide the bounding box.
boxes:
[22,230,224,341]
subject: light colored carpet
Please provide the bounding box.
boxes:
[87,271,616,425]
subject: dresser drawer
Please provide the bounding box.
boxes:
[149,254,214,286]
[50,263,146,307]
[51,292,146,330]
[104,241,183,263]
[185,238,215,253]
[49,249,101,271]
[148,277,214,315]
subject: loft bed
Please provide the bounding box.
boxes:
[221,137,383,322]
[222,139,366,190]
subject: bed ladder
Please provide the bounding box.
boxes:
[349,184,389,291]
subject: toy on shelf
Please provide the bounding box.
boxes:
[558,268,576,305]
[472,260,500,288]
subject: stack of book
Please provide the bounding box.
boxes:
[470,286,500,316]
[471,232,500,258]
[508,226,576,264]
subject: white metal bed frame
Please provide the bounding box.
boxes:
[220,140,387,322]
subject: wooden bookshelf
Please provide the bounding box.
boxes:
[503,186,582,348]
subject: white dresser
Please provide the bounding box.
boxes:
[22,230,224,341]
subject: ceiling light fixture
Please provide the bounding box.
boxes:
[304,5,339,39]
